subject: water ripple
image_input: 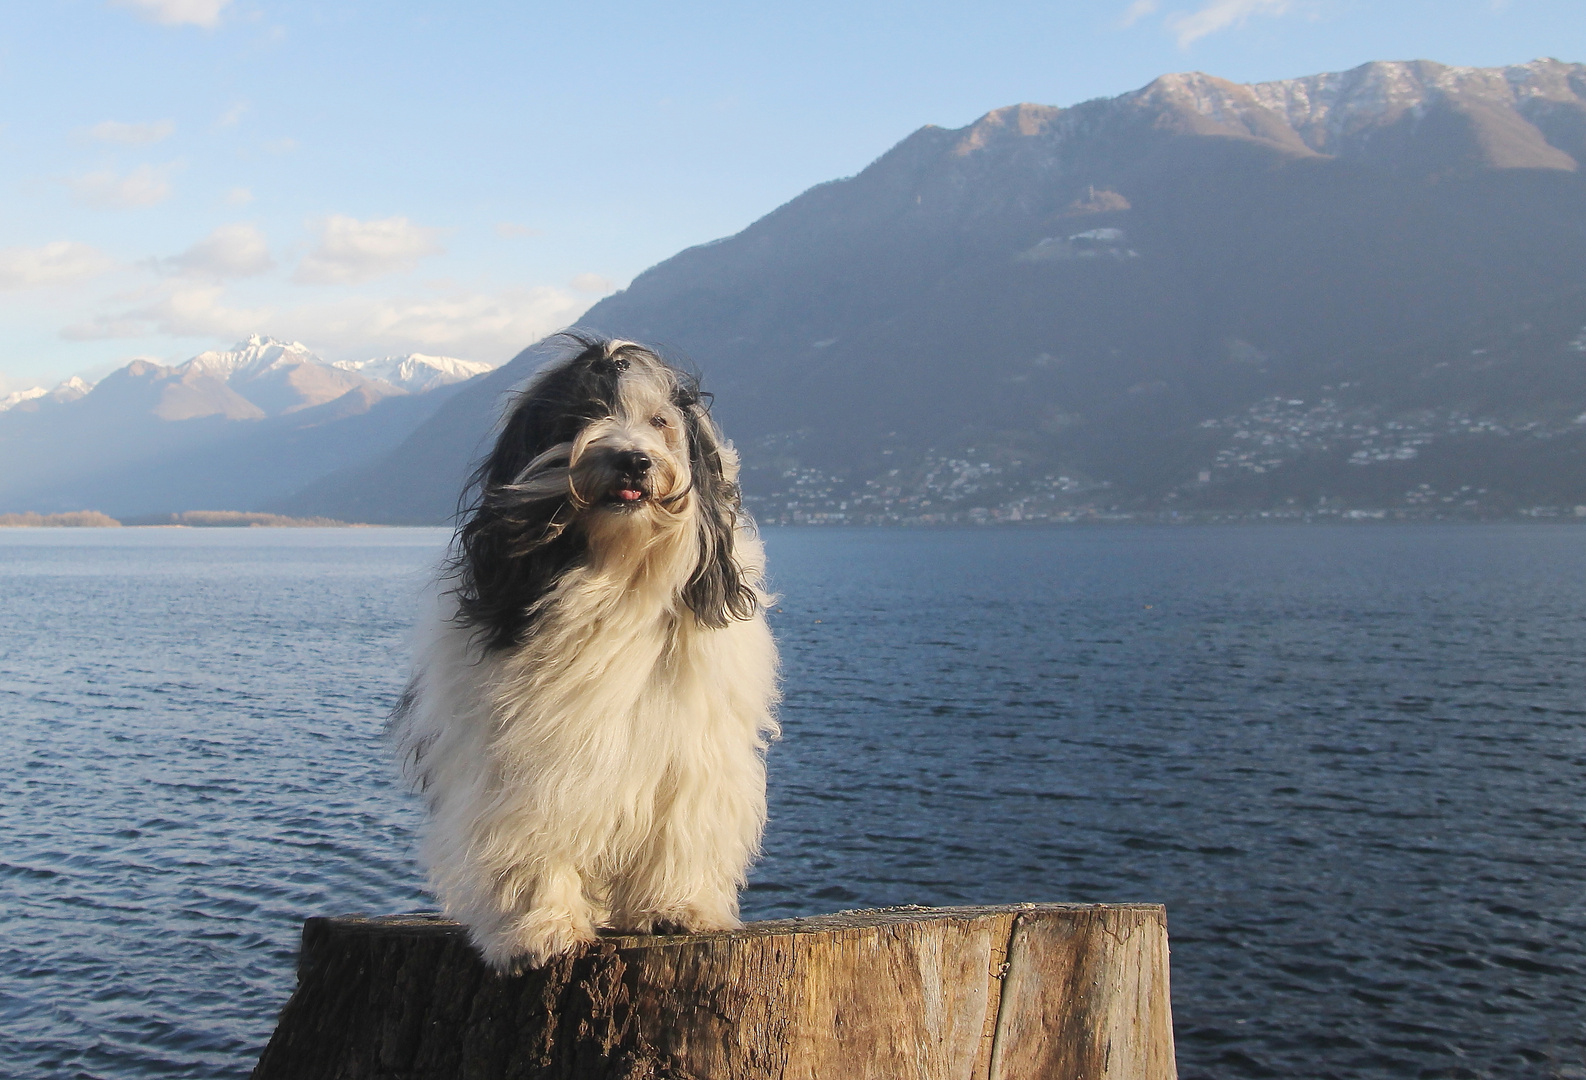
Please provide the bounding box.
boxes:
[1,525,1584,1078]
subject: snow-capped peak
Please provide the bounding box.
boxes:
[1,337,492,419]
[51,375,92,401]
[1242,58,1585,136]
[0,386,47,412]
[1135,59,1586,156]
[0,375,94,413]
[332,352,495,393]
[183,335,323,380]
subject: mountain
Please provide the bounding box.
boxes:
[175,336,381,417]
[0,377,90,413]
[0,337,495,517]
[277,58,1586,525]
[332,354,495,394]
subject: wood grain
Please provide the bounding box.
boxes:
[250,904,1176,1080]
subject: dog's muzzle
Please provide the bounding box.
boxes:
[610,450,652,506]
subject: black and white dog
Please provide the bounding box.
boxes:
[393,334,779,971]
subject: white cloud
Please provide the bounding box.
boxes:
[1119,0,1160,28]
[495,222,543,238]
[151,285,271,337]
[1166,0,1291,46]
[61,283,270,341]
[294,215,446,285]
[110,0,231,28]
[216,101,248,128]
[0,242,115,289]
[59,313,155,340]
[161,224,273,279]
[279,287,589,360]
[570,273,615,294]
[60,281,589,362]
[69,163,175,208]
[225,186,254,206]
[88,119,175,146]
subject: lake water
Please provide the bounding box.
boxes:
[1,525,1583,1079]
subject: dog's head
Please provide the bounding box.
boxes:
[451,333,757,650]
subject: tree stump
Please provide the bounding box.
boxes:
[250,903,1176,1080]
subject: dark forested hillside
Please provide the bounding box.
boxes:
[279,59,1586,524]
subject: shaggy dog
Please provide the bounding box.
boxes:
[392,334,779,972]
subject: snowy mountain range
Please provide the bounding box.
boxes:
[1133,58,1583,163]
[2,336,493,418]
[332,353,495,394]
[0,377,90,413]
[0,336,498,518]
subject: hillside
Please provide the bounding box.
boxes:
[209,61,1586,521]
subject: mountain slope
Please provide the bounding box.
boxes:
[272,359,530,524]
[279,58,1586,523]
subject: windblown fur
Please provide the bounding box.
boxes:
[392,334,779,972]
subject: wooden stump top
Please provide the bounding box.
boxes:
[252,903,1176,1080]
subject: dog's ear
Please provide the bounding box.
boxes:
[680,400,758,628]
[453,489,586,651]
[449,333,625,651]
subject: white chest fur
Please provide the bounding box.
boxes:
[396,535,779,972]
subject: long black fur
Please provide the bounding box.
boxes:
[449,332,757,652]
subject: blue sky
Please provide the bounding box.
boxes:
[1,0,1581,390]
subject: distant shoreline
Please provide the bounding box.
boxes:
[8,508,1586,530]
[0,511,122,528]
[0,511,370,528]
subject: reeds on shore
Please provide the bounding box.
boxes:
[133,511,355,527]
[0,511,121,527]
[0,510,360,527]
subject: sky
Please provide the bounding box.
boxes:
[1,0,1581,392]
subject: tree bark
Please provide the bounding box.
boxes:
[251,903,1175,1080]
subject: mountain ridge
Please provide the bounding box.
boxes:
[0,336,499,517]
[2,336,493,418]
[275,56,1586,524]
[12,57,1586,524]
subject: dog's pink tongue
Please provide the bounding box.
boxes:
[618,488,644,501]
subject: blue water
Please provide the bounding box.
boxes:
[1,525,1583,1079]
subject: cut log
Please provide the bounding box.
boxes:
[251,903,1175,1080]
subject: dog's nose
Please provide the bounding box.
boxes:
[616,450,652,475]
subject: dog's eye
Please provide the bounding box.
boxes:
[650,414,669,429]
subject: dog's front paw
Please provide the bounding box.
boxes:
[676,910,742,933]
[676,894,744,934]
[624,904,742,936]
[479,908,598,973]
